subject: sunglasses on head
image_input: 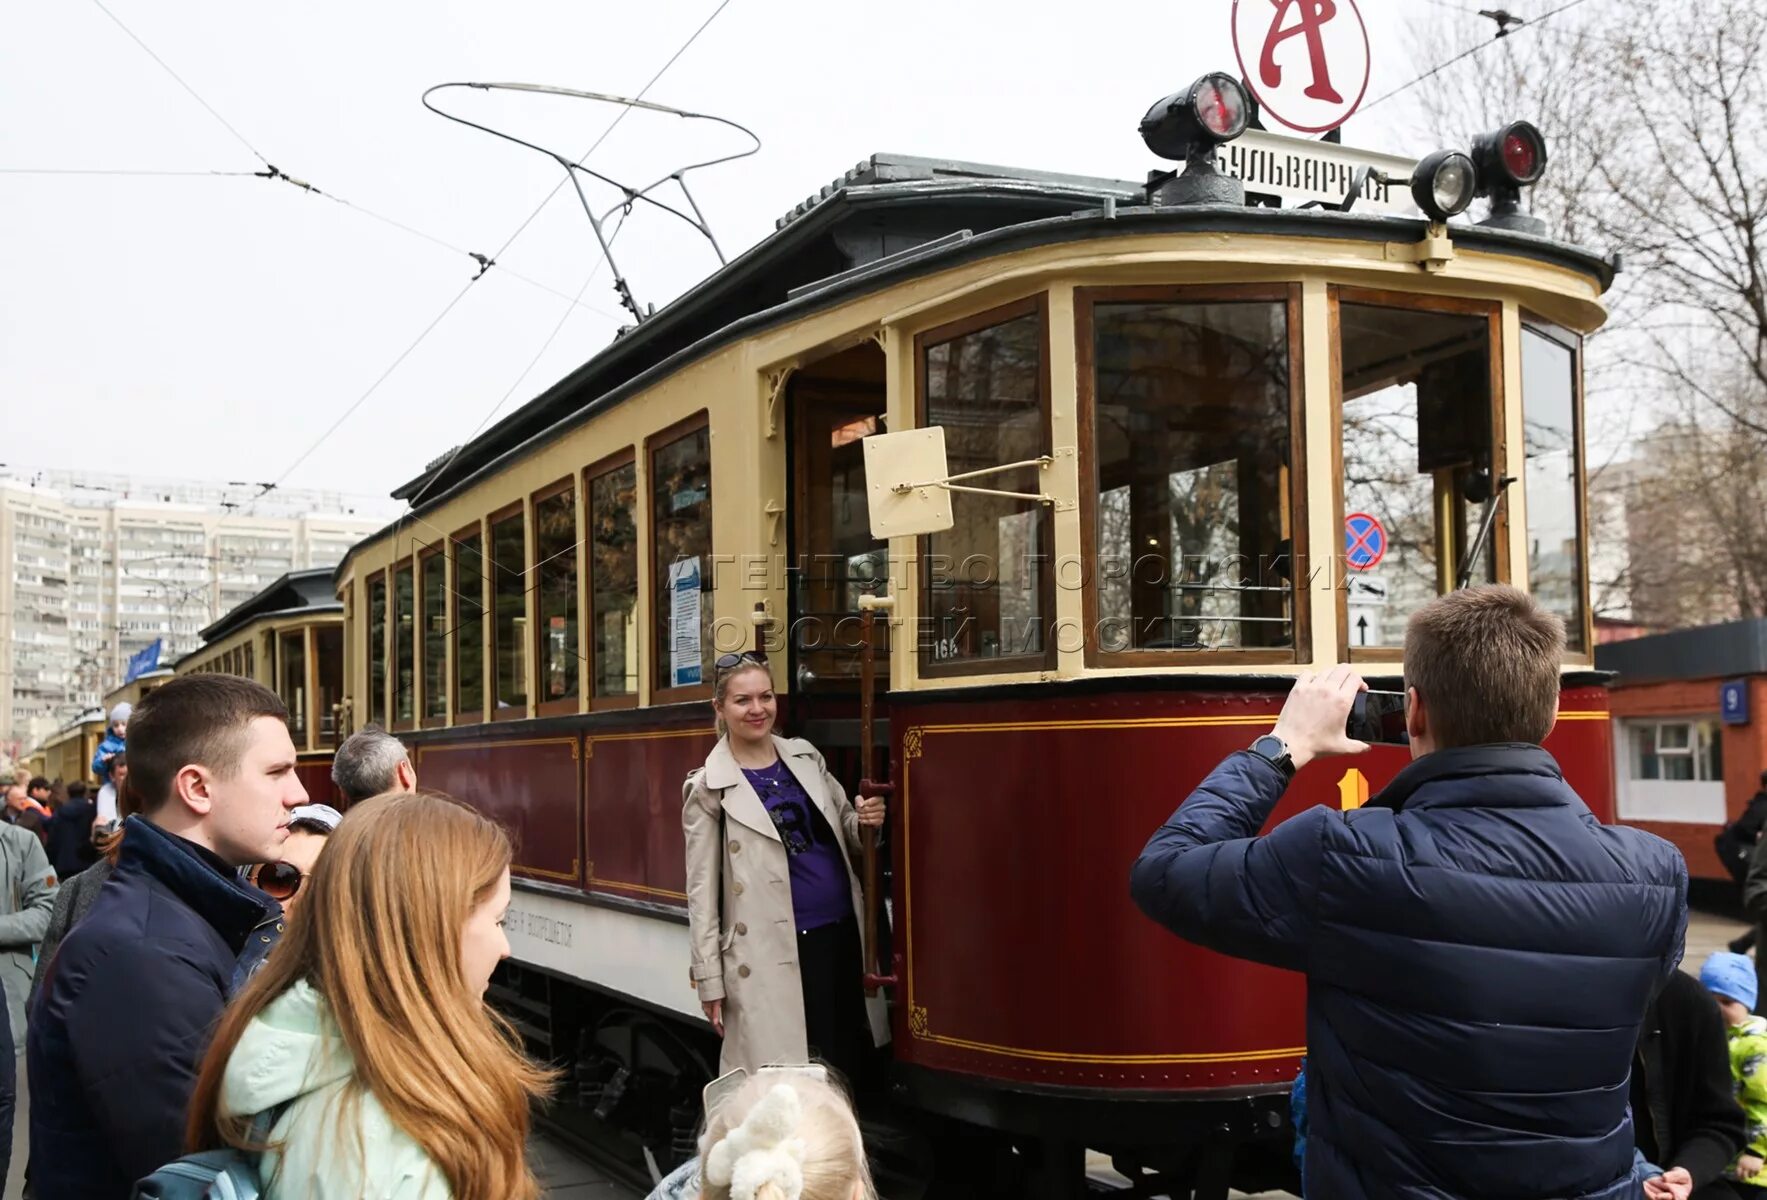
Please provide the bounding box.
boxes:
[253,860,307,902]
[714,651,768,672]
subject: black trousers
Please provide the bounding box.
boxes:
[796,915,869,1087]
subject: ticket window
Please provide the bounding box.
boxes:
[1338,298,1498,653]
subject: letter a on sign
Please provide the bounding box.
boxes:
[1232,0,1372,134]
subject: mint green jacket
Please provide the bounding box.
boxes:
[219,980,450,1199]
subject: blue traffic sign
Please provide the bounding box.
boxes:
[1722,679,1750,725]
[1344,512,1387,572]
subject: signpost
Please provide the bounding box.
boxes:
[1232,0,1372,134]
[1723,679,1751,725]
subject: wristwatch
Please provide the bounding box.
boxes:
[1248,734,1296,782]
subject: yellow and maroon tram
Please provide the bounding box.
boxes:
[175,568,346,807]
[333,83,1612,1198]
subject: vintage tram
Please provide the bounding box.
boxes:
[332,81,1613,1198]
[174,567,347,807]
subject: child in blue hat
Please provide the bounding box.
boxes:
[1701,951,1767,1193]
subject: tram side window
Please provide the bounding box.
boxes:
[421,551,446,721]
[455,531,486,719]
[534,484,580,711]
[280,630,307,745]
[315,625,342,747]
[1339,302,1495,649]
[652,422,713,692]
[590,461,639,698]
[1521,324,1586,651]
[491,510,528,713]
[393,562,415,725]
[1091,297,1296,654]
[368,575,387,726]
[920,307,1049,668]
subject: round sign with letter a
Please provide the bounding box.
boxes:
[1232,0,1372,134]
[1344,511,1386,571]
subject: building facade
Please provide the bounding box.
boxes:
[0,470,386,757]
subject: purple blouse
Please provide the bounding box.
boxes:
[740,759,853,931]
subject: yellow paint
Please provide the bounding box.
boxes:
[1339,768,1369,811]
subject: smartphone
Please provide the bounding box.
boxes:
[1347,690,1409,746]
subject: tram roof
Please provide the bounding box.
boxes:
[363,149,1617,570]
[191,567,342,650]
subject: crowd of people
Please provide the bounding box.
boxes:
[0,583,1762,1199]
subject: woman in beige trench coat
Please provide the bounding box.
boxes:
[683,653,888,1079]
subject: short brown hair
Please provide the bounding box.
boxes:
[127,675,290,812]
[1404,585,1564,748]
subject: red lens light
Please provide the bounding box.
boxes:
[1196,79,1245,140]
[1502,130,1541,183]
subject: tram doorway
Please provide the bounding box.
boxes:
[785,341,890,715]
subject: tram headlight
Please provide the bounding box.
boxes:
[1410,149,1478,223]
[1139,74,1251,160]
[1470,120,1549,234]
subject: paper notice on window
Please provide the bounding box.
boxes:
[669,556,703,688]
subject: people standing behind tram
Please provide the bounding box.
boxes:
[94,750,130,831]
[1130,585,1687,1200]
[184,792,553,1200]
[44,780,97,881]
[27,674,302,1200]
[329,723,417,805]
[683,653,888,1081]
[92,702,129,785]
[5,780,50,846]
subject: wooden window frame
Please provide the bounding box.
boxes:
[313,622,343,749]
[531,476,582,718]
[278,626,310,749]
[366,570,389,728]
[584,448,640,712]
[390,557,417,732]
[1520,313,1595,664]
[913,294,1058,679]
[1333,287,1507,664]
[451,520,488,726]
[646,411,715,704]
[486,501,529,723]
[1076,283,1311,670]
[418,543,448,728]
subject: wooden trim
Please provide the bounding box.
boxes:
[485,503,528,721]
[303,625,319,753]
[390,557,417,733]
[1074,285,1309,668]
[1487,306,1511,587]
[1328,291,1348,662]
[418,543,447,729]
[450,519,487,726]
[583,449,640,709]
[646,411,714,705]
[531,475,581,719]
[912,293,1058,678]
[1335,287,1499,317]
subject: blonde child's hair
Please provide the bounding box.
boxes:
[698,1072,874,1200]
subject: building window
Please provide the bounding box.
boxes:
[918,300,1050,671]
[589,459,639,700]
[1088,290,1298,659]
[534,483,579,713]
[651,419,712,693]
[315,626,341,748]
[280,630,307,746]
[368,574,387,726]
[420,550,446,723]
[1629,719,1723,782]
[454,530,485,720]
[491,508,528,714]
[1521,322,1586,652]
[393,562,415,726]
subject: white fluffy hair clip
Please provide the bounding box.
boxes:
[703,1083,808,1200]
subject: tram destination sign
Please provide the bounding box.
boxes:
[1223,129,1419,216]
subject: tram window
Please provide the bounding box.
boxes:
[534,483,580,712]
[454,530,486,719]
[393,562,415,725]
[1090,296,1296,656]
[651,420,713,693]
[491,509,528,713]
[919,304,1049,669]
[1522,323,1586,651]
[368,574,387,726]
[1339,301,1496,649]
[280,630,307,745]
[420,550,446,722]
[589,460,639,699]
[244,642,253,681]
[315,625,342,748]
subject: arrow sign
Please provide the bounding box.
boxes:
[1355,615,1370,645]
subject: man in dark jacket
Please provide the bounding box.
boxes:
[1633,969,1747,1199]
[1130,585,1687,1200]
[43,780,97,881]
[27,674,305,1199]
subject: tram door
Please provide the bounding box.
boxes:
[785,343,889,726]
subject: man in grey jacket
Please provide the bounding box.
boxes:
[0,814,58,1194]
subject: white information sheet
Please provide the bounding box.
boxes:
[669,556,703,687]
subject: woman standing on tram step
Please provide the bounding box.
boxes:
[684,652,889,1081]
[184,792,555,1200]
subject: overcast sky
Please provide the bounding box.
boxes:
[2,0,1492,506]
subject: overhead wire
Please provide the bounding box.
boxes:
[1362,0,1598,112]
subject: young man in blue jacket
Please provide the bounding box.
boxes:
[28,674,306,1199]
[1130,584,1688,1200]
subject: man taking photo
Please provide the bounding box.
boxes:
[1130,585,1687,1200]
